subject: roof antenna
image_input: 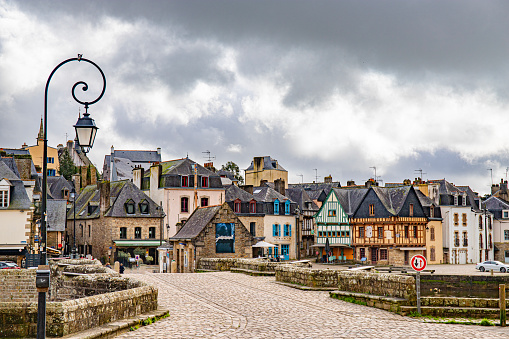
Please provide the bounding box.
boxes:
[202,150,215,162]
[297,174,303,184]
[186,152,188,159]
[488,168,493,186]
[370,166,377,183]
[414,169,427,182]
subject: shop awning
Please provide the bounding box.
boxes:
[113,240,163,247]
[47,247,61,255]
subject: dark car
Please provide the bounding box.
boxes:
[0,261,20,269]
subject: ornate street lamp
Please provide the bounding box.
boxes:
[70,187,77,259]
[37,55,106,339]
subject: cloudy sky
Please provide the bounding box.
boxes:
[1,0,509,195]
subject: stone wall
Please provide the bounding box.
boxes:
[198,258,296,272]
[0,270,37,303]
[275,266,339,288]
[0,259,158,337]
[420,274,509,298]
[495,242,509,262]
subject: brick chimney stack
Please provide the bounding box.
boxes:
[100,181,110,215]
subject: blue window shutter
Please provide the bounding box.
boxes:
[289,224,292,237]
[278,224,281,236]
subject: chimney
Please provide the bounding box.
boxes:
[324,175,332,184]
[501,179,508,193]
[72,174,81,192]
[100,181,111,215]
[204,162,214,171]
[253,157,263,172]
[274,179,286,196]
[492,184,500,195]
[133,166,144,189]
[365,180,373,188]
[403,179,411,185]
[157,147,161,156]
[260,179,268,187]
[347,180,355,186]
[240,185,253,195]
[149,163,161,193]
[14,158,32,180]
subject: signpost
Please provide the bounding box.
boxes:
[411,254,427,314]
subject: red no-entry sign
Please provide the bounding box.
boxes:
[411,254,427,272]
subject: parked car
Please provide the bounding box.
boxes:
[475,260,509,273]
[0,261,20,269]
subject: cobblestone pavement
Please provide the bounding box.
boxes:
[117,272,509,338]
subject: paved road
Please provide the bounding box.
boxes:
[117,272,509,338]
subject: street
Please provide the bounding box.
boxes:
[117,271,509,338]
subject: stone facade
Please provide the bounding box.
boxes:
[275,266,339,288]
[420,274,509,298]
[0,269,38,303]
[494,242,509,262]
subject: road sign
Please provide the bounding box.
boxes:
[411,254,427,272]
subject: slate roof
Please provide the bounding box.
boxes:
[68,180,161,220]
[483,196,509,211]
[0,157,21,179]
[331,188,369,216]
[112,150,161,163]
[0,160,20,181]
[170,205,222,240]
[371,186,412,215]
[0,162,31,210]
[456,185,481,212]
[216,169,238,182]
[285,188,319,211]
[288,182,340,191]
[1,148,30,156]
[226,184,257,202]
[47,199,67,232]
[252,186,291,203]
[47,176,73,200]
[156,158,217,177]
[245,156,286,171]
[429,179,463,195]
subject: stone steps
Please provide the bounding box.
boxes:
[400,306,501,319]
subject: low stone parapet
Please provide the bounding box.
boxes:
[275,266,339,288]
[198,258,294,272]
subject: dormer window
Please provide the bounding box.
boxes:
[182,176,189,187]
[285,200,290,215]
[503,210,509,219]
[62,189,69,199]
[249,200,256,213]
[234,199,241,213]
[274,199,280,215]
[201,176,208,188]
[454,195,458,206]
[125,199,135,214]
[87,204,98,215]
[462,195,467,206]
[139,200,149,214]
[0,186,9,208]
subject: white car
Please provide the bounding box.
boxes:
[475,260,509,273]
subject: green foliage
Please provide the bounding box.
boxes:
[145,255,154,263]
[143,318,153,326]
[133,247,145,257]
[480,318,494,326]
[58,148,77,180]
[334,295,367,306]
[117,251,129,258]
[221,161,244,184]
[86,165,92,184]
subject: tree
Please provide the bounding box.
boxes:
[221,161,244,184]
[58,148,77,180]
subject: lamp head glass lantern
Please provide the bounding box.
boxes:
[74,111,98,154]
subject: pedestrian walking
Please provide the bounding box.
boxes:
[119,263,125,274]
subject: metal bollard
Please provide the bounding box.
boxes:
[501,284,506,327]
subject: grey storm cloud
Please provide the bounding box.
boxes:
[3,0,509,195]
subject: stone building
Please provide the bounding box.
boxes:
[22,118,60,176]
[483,195,509,263]
[67,180,164,264]
[169,202,254,273]
[103,145,161,182]
[245,156,288,189]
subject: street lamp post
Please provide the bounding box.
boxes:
[37,55,106,339]
[70,187,76,259]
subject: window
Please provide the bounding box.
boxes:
[480,234,483,248]
[47,157,54,164]
[359,227,364,238]
[430,207,434,218]
[369,204,375,216]
[249,201,256,213]
[404,225,409,238]
[273,224,280,237]
[0,189,9,208]
[430,246,436,261]
[120,227,127,239]
[504,210,509,219]
[285,200,290,215]
[462,195,466,206]
[281,244,289,256]
[48,169,56,176]
[359,248,366,259]
[413,226,418,238]
[454,232,459,247]
[479,216,483,229]
[328,210,337,217]
[454,213,459,226]
[88,204,98,215]
[201,197,209,207]
[250,222,256,236]
[181,176,189,187]
[346,230,350,237]
[125,199,135,214]
[454,195,458,206]
[234,200,241,213]
[135,227,141,239]
[409,204,414,217]
[505,230,509,241]
[274,199,280,215]
[430,227,435,241]
[463,232,468,247]
[201,176,208,188]
[181,197,189,212]
[380,249,388,260]
[318,231,323,237]
[462,213,467,226]
[88,225,91,238]
[489,234,493,248]
[149,227,156,239]
[488,217,492,230]
[139,200,149,214]
[284,224,292,237]
[378,227,383,239]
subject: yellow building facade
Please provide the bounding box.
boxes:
[245,156,288,188]
[23,119,60,176]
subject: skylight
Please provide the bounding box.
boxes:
[253,189,261,194]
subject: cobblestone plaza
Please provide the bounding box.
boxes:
[117,272,509,338]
